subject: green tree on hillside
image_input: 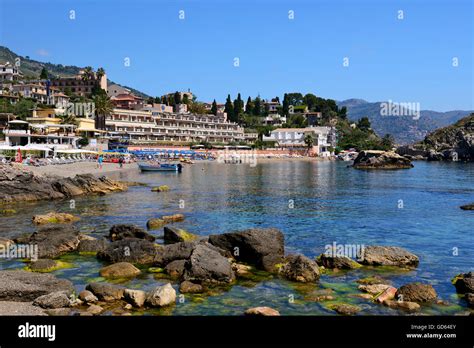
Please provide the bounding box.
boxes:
[253,96,262,116]
[357,116,371,132]
[211,99,218,115]
[282,93,290,117]
[245,96,254,114]
[224,94,234,118]
[232,93,244,122]
[40,67,48,79]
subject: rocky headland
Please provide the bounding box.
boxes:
[0,164,127,204]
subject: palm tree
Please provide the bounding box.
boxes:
[93,93,113,130]
[81,66,94,81]
[304,133,315,152]
[96,67,105,80]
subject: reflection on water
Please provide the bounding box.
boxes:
[1,160,473,315]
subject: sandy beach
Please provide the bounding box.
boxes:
[24,162,139,178]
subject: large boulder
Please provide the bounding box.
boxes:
[395,283,437,303]
[109,224,156,242]
[124,289,146,308]
[28,259,59,272]
[147,218,166,230]
[316,253,361,269]
[155,241,197,266]
[145,283,176,307]
[99,262,141,279]
[86,283,125,302]
[78,238,107,254]
[0,301,47,316]
[359,246,419,267]
[164,260,187,279]
[452,272,474,294]
[33,291,71,309]
[183,244,235,284]
[97,238,158,265]
[353,150,413,169]
[164,226,198,244]
[0,270,74,302]
[208,228,284,272]
[17,225,81,259]
[162,214,185,223]
[279,254,320,283]
[179,281,203,294]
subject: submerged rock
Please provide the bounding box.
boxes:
[0,270,74,302]
[383,300,420,312]
[97,238,158,265]
[99,262,141,279]
[179,281,203,293]
[32,212,79,225]
[151,185,169,192]
[359,246,419,267]
[0,165,127,204]
[146,283,176,307]
[183,244,235,284]
[208,228,285,272]
[244,307,280,316]
[86,304,104,315]
[162,214,185,223]
[33,291,71,309]
[316,253,361,269]
[109,224,156,242]
[279,254,320,283]
[86,283,125,302]
[395,283,437,303]
[452,272,474,294]
[329,303,361,315]
[164,226,198,244]
[460,203,474,210]
[358,284,392,295]
[353,150,413,169]
[147,218,166,229]
[28,259,58,272]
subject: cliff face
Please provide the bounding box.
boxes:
[418,114,474,161]
[0,164,127,203]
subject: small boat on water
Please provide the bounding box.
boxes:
[138,162,183,172]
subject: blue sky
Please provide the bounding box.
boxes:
[0,0,472,111]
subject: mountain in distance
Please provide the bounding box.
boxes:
[0,46,150,99]
[337,99,472,145]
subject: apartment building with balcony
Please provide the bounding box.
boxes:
[105,108,248,144]
[0,62,22,82]
[49,71,107,97]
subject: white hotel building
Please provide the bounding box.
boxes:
[105,108,252,144]
[263,127,337,156]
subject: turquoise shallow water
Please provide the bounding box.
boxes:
[0,160,473,315]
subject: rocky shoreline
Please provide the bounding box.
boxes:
[0,218,471,316]
[0,164,128,204]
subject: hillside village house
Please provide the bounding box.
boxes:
[49,71,107,97]
[12,83,70,106]
[0,62,22,82]
[263,127,337,156]
[107,84,131,98]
